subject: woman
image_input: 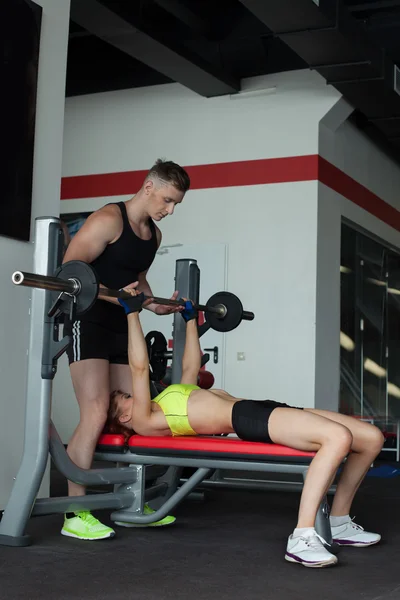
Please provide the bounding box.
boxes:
[107,289,384,568]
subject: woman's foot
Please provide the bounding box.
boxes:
[330,516,381,547]
[285,528,338,568]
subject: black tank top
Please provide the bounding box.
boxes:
[80,202,158,332]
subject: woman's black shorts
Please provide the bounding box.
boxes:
[231,400,303,444]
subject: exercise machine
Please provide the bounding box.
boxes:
[0,216,333,547]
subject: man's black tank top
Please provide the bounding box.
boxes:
[79,202,158,332]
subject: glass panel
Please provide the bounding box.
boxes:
[387,254,400,419]
[340,222,400,445]
[357,235,387,419]
[339,225,361,416]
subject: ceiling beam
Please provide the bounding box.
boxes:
[153,0,211,38]
[365,11,400,28]
[348,0,400,12]
[237,0,330,34]
[69,0,239,97]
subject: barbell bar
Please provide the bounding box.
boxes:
[11,260,255,332]
[12,270,226,316]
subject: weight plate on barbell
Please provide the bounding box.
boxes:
[205,291,244,333]
[54,260,99,316]
[145,330,168,381]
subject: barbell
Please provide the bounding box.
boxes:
[145,331,216,384]
[145,330,169,381]
[11,260,255,333]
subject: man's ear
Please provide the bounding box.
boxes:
[144,179,154,195]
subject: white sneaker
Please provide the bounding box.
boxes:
[285,529,338,568]
[331,518,381,547]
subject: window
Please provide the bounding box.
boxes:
[340,224,400,420]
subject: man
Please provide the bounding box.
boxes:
[61,159,190,540]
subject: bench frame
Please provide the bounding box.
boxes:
[94,436,333,544]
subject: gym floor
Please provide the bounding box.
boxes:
[1,463,400,600]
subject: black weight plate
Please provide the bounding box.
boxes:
[205,291,243,332]
[161,366,172,386]
[54,260,99,316]
[145,330,168,381]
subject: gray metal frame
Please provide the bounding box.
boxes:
[0,218,141,546]
[150,259,201,510]
[0,217,64,545]
[182,470,337,495]
[0,217,333,548]
[171,258,200,384]
[97,449,333,544]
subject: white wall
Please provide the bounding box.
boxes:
[0,0,70,508]
[321,99,400,216]
[63,69,337,175]
[315,98,400,411]
[61,69,339,213]
[314,187,342,411]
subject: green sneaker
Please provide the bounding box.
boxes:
[61,511,115,540]
[114,504,176,528]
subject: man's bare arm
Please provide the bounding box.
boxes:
[63,207,125,305]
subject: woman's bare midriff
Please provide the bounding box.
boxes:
[187,388,241,435]
[147,388,242,436]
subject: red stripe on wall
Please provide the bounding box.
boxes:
[186,155,319,190]
[60,155,319,200]
[61,154,400,232]
[318,157,400,232]
[61,169,149,200]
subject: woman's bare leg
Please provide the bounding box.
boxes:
[267,408,353,528]
[305,409,384,517]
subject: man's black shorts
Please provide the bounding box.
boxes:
[64,320,128,365]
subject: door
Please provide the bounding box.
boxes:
[140,243,227,389]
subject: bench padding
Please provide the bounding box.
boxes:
[96,434,315,462]
[127,435,315,462]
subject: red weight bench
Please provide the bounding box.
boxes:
[95,434,334,544]
[97,434,315,461]
[96,434,128,453]
[128,435,315,461]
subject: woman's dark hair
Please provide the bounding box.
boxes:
[104,389,134,443]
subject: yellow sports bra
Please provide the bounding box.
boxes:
[152,384,200,436]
